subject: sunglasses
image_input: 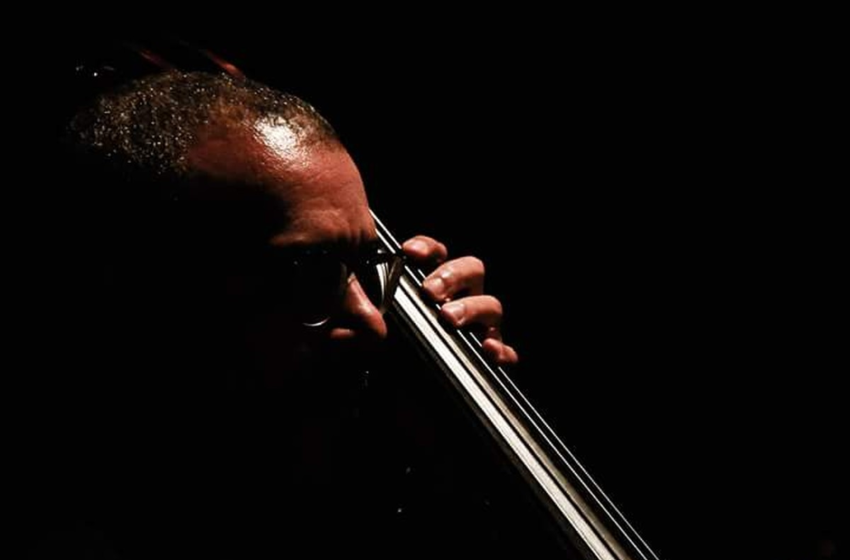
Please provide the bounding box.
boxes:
[238,244,406,327]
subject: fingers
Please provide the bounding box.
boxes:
[482,337,520,366]
[441,297,518,366]
[421,256,485,301]
[402,236,485,301]
[440,295,501,328]
[403,234,519,366]
[402,235,448,266]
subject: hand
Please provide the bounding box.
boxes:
[402,235,519,366]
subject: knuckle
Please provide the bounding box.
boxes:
[419,235,439,249]
[437,264,457,288]
[406,235,435,251]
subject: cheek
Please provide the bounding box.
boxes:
[240,308,322,382]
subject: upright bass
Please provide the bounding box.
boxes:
[374,212,659,560]
[64,39,661,559]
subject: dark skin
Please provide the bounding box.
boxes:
[183,120,518,380]
[17,117,520,558]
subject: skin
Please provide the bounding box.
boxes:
[185,120,518,380]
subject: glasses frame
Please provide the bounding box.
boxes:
[266,246,407,328]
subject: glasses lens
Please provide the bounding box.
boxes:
[356,253,404,313]
[255,249,403,326]
[284,255,347,326]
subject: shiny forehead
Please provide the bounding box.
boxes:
[186,119,375,250]
[68,70,339,179]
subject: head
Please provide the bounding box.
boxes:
[66,71,390,387]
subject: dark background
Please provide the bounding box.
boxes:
[197,33,841,560]
[14,23,843,559]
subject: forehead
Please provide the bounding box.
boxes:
[185,121,376,250]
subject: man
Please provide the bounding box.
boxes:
[24,69,521,556]
[68,69,517,371]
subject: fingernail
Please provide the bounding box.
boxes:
[405,239,428,254]
[442,302,465,326]
[423,277,446,299]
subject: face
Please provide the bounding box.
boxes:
[184,121,388,385]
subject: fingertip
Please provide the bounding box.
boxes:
[402,238,430,257]
[402,235,448,264]
[502,346,519,366]
[482,338,502,360]
[483,339,519,366]
[441,301,466,326]
[422,276,447,301]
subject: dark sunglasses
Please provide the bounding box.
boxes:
[246,244,406,327]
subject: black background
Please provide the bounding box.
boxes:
[14,20,844,559]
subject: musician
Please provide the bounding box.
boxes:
[24,69,521,556]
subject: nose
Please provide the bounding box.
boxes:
[328,274,388,341]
